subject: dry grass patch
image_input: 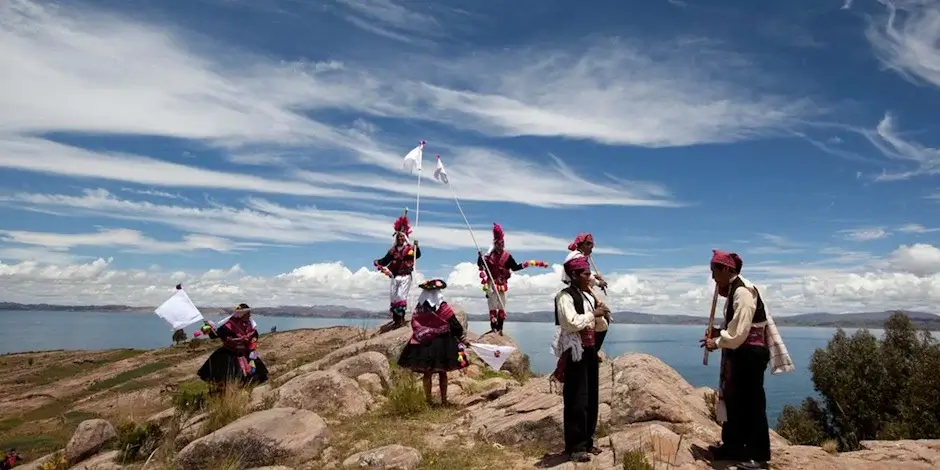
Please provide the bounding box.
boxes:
[202,386,252,434]
[821,438,839,454]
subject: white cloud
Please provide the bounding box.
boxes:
[386,40,817,147]
[0,136,382,201]
[867,0,940,90]
[0,228,241,253]
[334,0,441,44]
[0,189,628,254]
[746,233,807,254]
[898,223,940,233]
[1,247,939,315]
[839,227,890,242]
[888,243,940,276]
[0,0,814,211]
[864,113,940,181]
[0,0,810,151]
[295,149,681,209]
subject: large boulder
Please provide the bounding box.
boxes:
[330,351,392,391]
[274,370,375,417]
[177,407,329,469]
[65,419,116,463]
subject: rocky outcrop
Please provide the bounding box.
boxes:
[274,369,376,417]
[65,419,116,463]
[342,444,422,469]
[466,352,940,470]
[16,324,940,470]
[331,351,392,390]
[177,407,329,469]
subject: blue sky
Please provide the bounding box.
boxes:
[0,0,938,314]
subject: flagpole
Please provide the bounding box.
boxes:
[413,168,422,275]
[445,181,506,312]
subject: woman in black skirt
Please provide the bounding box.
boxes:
[197,303,269,390]
[397,279,468,405]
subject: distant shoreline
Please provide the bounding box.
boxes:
[3,303,939,330]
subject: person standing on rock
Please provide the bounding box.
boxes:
[197,303,269,392]
[700,250,771,470]
[397,279,469,406]
[562,233,610,356]
[553,256,610,463]
[477,223,548,335]
[374,214,422,329]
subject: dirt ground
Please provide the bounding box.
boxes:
[0,326,366,459]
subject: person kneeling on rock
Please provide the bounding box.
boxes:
[397,279,469,405]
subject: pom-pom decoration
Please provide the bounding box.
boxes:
[393,215,412,235]
[522,260,549,269]
[492,223,504,243]
[457,343,469,368]
[407,249,414,256]
[193,331,202,338]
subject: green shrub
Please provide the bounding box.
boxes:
[384,369,428,416]
[777,312,940,450]
[174,380,210,413]
[621,449,654,470]
[114,420,163,462]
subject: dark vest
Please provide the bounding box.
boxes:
[554,286,596,346]
[724,277,767,324]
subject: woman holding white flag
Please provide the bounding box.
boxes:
[197,303,268,390]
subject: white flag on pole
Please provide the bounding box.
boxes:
[402,140,425,173]
[433,154,449,184]
[468,343,517,371]
[154,285,205,330]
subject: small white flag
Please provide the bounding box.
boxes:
[402,140,425,173]
[468,343,517,371]
[433,154,449,184]
[154,284,205,330]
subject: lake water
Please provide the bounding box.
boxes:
[0,310,862,425]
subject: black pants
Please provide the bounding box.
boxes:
[595,330,607,351]
[563,345,599,454]
[722,345,771,462]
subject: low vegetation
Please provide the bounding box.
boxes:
[776,312,940,451]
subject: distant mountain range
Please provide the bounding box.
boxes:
[2,301,938,329]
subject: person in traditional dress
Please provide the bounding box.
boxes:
[374,214,421,328]
[553,257,610,462]
[197,304,269,390]
[1,449,22,470]
[476,223,526,335]
[397,279,469,405]
[700,250,771,470]
[562,233,610,355]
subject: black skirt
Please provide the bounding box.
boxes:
[397,334,466,373]
[197,347,269,385]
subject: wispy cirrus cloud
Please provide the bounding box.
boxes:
[383,39,819,147]
[839,227,890,241]
[897,223,940,233]
[0,0,684,209]
[334,0,443,44]
[0,189,631,255]
[867,0,940,90]
[747,233,808,254]
[0,228,242,253]
[866,113,940,181]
